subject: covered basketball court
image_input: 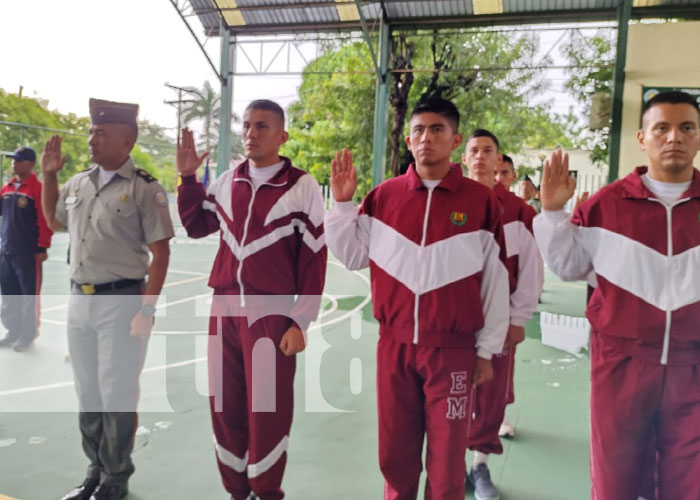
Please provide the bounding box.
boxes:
[1,2,700,500]
[171,0,700,184]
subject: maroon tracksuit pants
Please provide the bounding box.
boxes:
[590,334,700,500]
[208,312,296,500]
[466,345,514,455]
[377,337,476,500]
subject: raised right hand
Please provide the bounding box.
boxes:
[41,135,66,175]
[177,128,210,177]
[330,148,357,203]
[540,149,576,211]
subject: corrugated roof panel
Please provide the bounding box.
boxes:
[242,5,340,26]
[473,0,504,15]
[236,0,336,6]
[385,1,473,19]
[190,0,699,35]
[190,0,222,32]
[360,2,382,21]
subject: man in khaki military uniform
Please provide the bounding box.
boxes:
[41,99,174,500]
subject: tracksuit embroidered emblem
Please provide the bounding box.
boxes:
[450,211,467,226]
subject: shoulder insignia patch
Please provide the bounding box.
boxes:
[135,168,157,183]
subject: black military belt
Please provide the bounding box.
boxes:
[72,278,143,295]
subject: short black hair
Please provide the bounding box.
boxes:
[501,154,513,166]
[410,97,460,133]
[642,90,700,123]
[521,175,537,188]
[245,99,285,125]
[468,128,500,151]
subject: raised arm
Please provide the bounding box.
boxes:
[40,135,67,231]
[325,148,371,270]
[176,128,219,238]
[533,150,593,281]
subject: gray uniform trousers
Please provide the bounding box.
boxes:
[67,282,148,486]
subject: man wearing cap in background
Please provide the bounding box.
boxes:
[41,98,174,500]
[0,146,53,351]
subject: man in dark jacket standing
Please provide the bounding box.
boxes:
[0,146,53,351]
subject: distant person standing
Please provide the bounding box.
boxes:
[462,129,542,500]
[41,98,174,500]
[0,146,53,351]
[520,176,541,213]
[495,154,517,191]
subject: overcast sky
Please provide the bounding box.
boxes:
[1,1,605,137]
[0,0,307,133]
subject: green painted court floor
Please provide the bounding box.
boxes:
[0,227,592,500]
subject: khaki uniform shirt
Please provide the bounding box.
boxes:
[55,157,174,284]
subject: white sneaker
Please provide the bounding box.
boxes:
[498,417,515,438]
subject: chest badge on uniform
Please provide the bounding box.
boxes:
[119,194,129,202]
[450,211,467,226]
[155,191,168,207]
[17,196,28,208]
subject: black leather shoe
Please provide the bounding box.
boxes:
[13,341,33,352]
[0,336,15,348]
[60,477,99,500]
[89,483,128,500]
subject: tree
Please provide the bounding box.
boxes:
[283,42,376,196]
[181,81,243,161]
[389,35,415,178]
[0,89,90,182]
[560,29,615,166]
[284,30,575,198]
[0,88,180,190]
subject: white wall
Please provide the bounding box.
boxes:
[618,21,700,178]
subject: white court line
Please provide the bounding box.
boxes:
[163,276,208,287]
[40,293,211,327]
[0,263,371,398]
[168,269,208,276]
[317,293,339,319]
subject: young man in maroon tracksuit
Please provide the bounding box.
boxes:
[326,97,510,500]
[177,100,327,500]
[461,129,542,500]
[535,90,700,500]
[495,154,517,192]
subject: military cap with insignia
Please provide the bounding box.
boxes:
[89,98,139,125]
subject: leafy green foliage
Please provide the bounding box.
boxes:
[284,31,576,198]
[181,80,243,161]
[560,30,615,166]
[0,89,90,183]
[0,88,179,190]
[283,43,376,198]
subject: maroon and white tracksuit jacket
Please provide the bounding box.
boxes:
[467,182,542,455]
[326,164,509,500]
[178,157,327,500]
[534,166,700,500]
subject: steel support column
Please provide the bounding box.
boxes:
[607,0,632,183]
[371,14,390,187]
[217,21,234,176]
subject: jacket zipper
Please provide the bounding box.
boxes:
[234,178,287,307]
[414,188,434,344]
[649,197,689,365]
